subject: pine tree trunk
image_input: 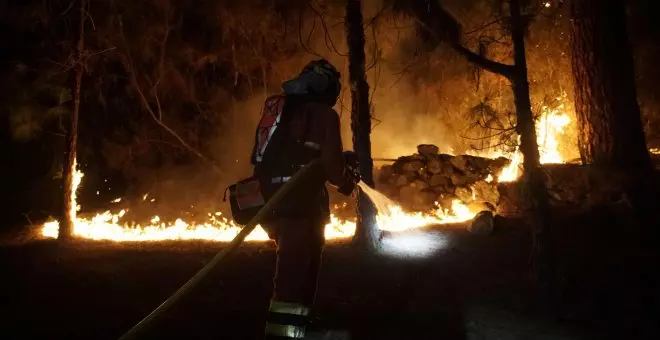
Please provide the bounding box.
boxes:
[345,0,379,250]
[59,0,86,241]
[569,0,651,169]
[510,0,556,313]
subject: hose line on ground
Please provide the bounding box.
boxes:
[118,159,322,340]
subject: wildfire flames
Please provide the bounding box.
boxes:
[41,102,573,242]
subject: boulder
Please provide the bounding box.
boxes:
[455,187,474,203]
[378,165,394,182]
[432,185,452,195]
[468,210,495,235]
[436,194,458,211]
[496,195,520,217]
[472,180,500,206]
[450,172,480,187]
[427,158,444,174]
[410,179,430,191]
[412,190,437,211]
[410,153,426,161]
[488,156,511,173]
[429,174,449,187]
[451,155,469,173]
[399,185,417,204]
[395,174,410,187]
[402,160,425,173]
[417,144,440,157]
[467,201,494,214]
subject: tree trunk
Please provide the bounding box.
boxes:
[510,0,556,313]
[345,0,379,250]
[392,0,557,314]
[569,0,651,169]
[59,0,86,241]
[570,0,659,253]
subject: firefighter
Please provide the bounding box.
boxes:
[250,59,358,339]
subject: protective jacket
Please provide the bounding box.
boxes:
[250,93,355,224]
[252,92,355,340]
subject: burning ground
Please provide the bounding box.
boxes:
[37,97,574,243]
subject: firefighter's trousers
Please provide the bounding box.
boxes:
[263,217,325,340]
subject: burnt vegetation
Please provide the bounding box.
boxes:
[1,0,659,339]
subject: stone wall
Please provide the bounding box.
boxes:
[374,144,646,217]
[374,144,510,214]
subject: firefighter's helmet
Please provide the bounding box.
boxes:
[283,59,341,106]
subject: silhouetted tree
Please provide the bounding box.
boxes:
[391,0,556,311]
[345,0,380,250]
[59,0,88,240]
[569,0,651,169]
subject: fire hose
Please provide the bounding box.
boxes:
[118,159,323,340]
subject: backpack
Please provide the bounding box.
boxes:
[226,95,321,226]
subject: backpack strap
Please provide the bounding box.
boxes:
[252,95,287,165]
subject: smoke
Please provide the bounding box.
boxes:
[103,0,577,222]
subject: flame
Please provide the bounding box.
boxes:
[494,100,572,182]
[40,181,476,242]
[40,99,575,243]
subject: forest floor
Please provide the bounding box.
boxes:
[1,205,658,340]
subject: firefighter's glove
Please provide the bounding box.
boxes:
[343,151,360,183]
[337,151,360,196]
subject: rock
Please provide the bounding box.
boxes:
[378,165,394,182]
[455,187,474,203]
[467,201,493,214]
[429,174,449,187]
[405,171,419,182]
[427,158,444,174]
[417,144,440,157]
[411,153,426,161]
[451,155,469,173]
[469,156,490,171]
[413,190,437,211]
[436,194,457,211]
[432,185,451,195]
[488,156,512,174]
[472,180,501,206]
[450,171,480,187]
[410,180,430,190]
[395,174,409,187]
[402,160,425,173]
[468,210,495,235]
[418,170,431,182]
[496,195,520,217]
[399,185,417,203]
[450,173,464,186]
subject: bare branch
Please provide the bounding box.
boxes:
[465,17,507,35]
[298,5,325,58]
[116,13,222,174]
[59,1,76,18]
[397,1,516,79]
[304,0,347,56]
[443,36,515,79]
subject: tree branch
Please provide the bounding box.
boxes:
[413,15,516,79]
[397,0,516,79]
[116,13,223,175]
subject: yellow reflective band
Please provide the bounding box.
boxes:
[269,300,311,316]
[265,323,306,338]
